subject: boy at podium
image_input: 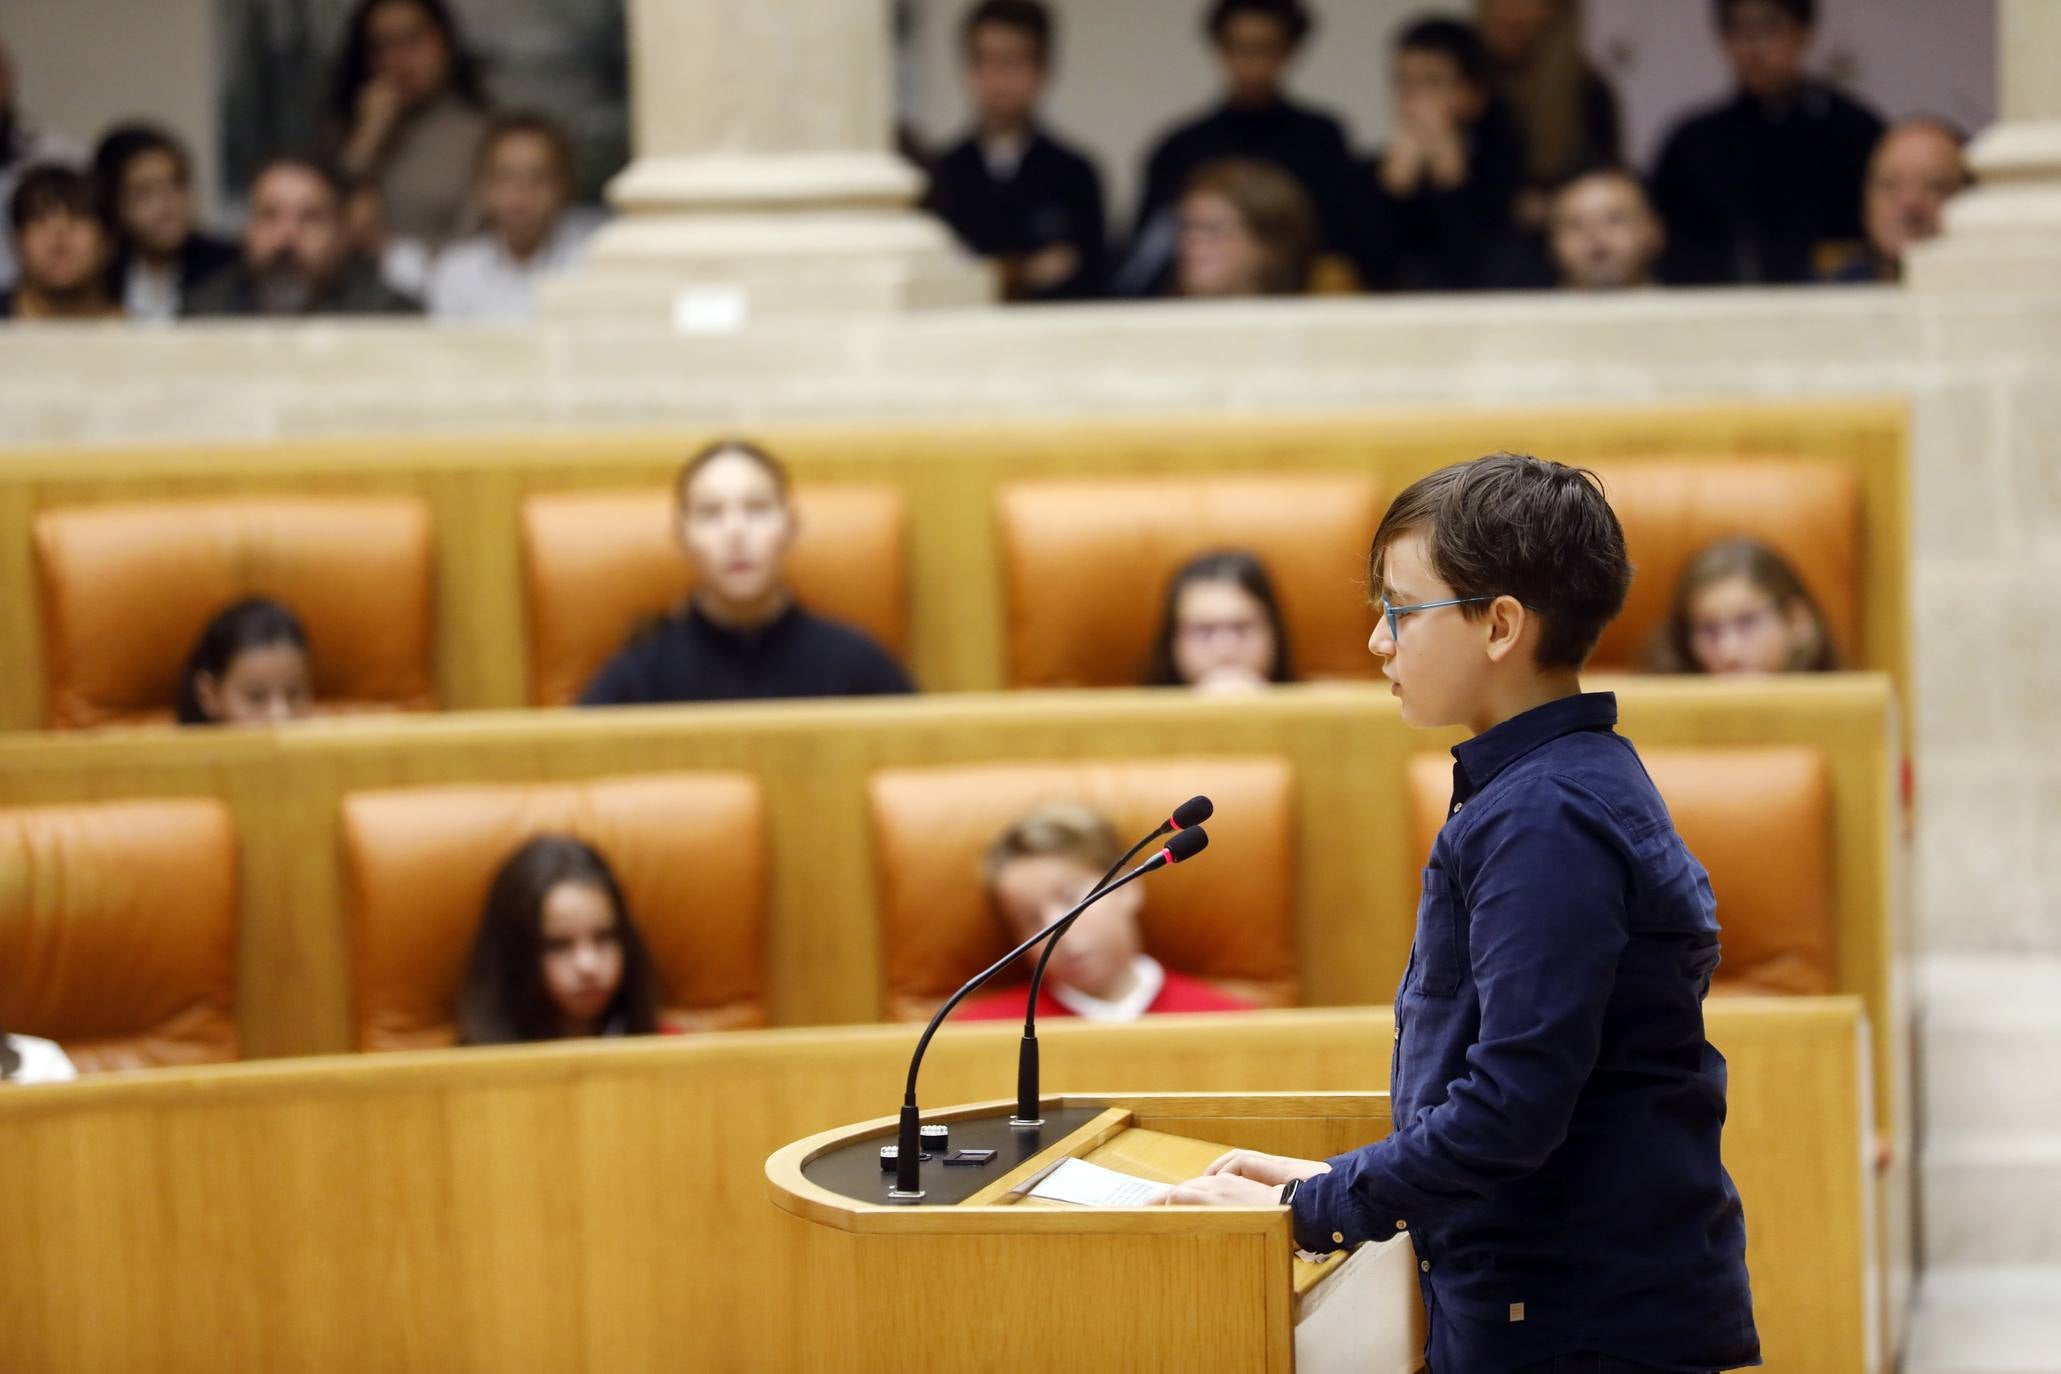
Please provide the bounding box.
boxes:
[1164,454,1760,1373]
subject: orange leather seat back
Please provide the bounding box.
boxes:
[343,774,768,1050]
[522,486,910,705]
[869,757,1298,1021]
[1407,747,1834,995]
[0,799,240,1071]
[33,499,436,729]
[1588,461,1862,669]
[995,476,1381,687]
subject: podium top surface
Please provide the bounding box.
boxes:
[765,1090,1393,1298]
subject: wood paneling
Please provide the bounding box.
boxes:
[0,1001,1873,1374]
[0,680,1897,1078]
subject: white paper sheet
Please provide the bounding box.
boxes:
[1024,1157,1164,1207]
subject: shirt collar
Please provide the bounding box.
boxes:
[1052,955,1164,1022]
[1450,691,1618,798]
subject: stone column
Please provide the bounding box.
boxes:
[541,0,992,322]
[1906,0,2061,290]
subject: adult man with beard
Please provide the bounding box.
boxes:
[184,156,418,317]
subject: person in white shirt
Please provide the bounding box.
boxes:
[426,112,603,323]
[2,1027,76,1084]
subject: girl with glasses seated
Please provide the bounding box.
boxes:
[1143,549,1296,692]
[1646,537,1837,676]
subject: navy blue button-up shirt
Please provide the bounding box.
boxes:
[1292,693,1760,1372]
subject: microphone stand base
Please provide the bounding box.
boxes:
[1007,1116,1046,1129]
[885,1188,927,1201]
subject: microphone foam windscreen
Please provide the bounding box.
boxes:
[1164,825,1210,862]
[1171,795,1214,829]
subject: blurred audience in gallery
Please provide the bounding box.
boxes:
[958,803,1254,1022]
[183,155,420,317]
[1474,0,1622,231]
[2,166,118,321]
[427,112,604,323]
[325,0,490,262]
[176,597,316,726]
[1173,157,1317,298]
[1144,549,1296,690]
[578,440,916,706]
[0,1025,75,1084]
[925,0,1107,302]
[1650,0,1884,285]
[0,33,84,293]
[92,124,239,323]
[457,834,664,1045]
[1352,15,1524,293]
[1114,0,1352,297]
[1548,164,1664,291]
[1823,118,1971,284]
[1646,537,1839,676]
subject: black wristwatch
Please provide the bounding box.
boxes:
[1278,1178,1302,1207]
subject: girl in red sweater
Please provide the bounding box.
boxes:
[958,802,1252,1022]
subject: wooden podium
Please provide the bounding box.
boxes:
[766,1092,1426,1372]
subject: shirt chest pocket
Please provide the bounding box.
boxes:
[1410,869,1464,998]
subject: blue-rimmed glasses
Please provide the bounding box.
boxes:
[1379,595,1495,643]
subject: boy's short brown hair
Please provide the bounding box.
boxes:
[982,803,1122,889]
[1369,452,1632,670]
[963,0,1054,65]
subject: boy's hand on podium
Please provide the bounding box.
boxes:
[1157,1173,1280,1206]
[1154,1151,1331,1206]
[1206,1150,1331,1186]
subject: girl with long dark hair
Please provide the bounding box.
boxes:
[457,835,662,1045]
[1646,537,1839,675]
[176,598,313,726]
[328,0,490,253]
[1143,549,1296,689]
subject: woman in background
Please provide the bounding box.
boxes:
[1172,158,1317,299]
[327,0,490,257]
[1143,549,1295,690]
[1,1026,76,1084]
[1476,0,1622,227]
[457,835,662,1045]
[1648,536,1839,675]
[176,598,314,726]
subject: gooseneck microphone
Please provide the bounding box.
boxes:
[891,824,1211,1199]
[1012,797,1214,1126]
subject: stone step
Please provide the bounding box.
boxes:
[1923,1133,2061,1267]
[1919,956,2061,1135]
[1907,1266,2061,1374]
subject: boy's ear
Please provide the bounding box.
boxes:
[1482,594,1530,665]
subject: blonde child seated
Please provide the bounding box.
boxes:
[957,802,1252,1021]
